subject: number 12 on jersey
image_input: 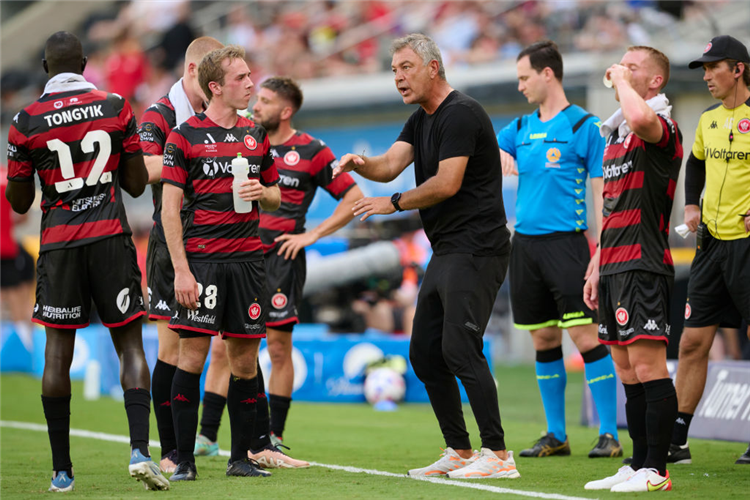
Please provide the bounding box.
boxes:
[47,129,113,193]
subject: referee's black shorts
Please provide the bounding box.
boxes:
[509,231,596,331]
[684,234,750,328]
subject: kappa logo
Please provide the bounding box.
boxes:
[224,133,238,142]
[284,150,300,166]
[270,148,280,159]
[272,292,288,309]
[155,300,170,311]
[684,303,692,319]
[116,288,130,314]
[244,135,257,150]
[738,118,750,134]
[709,120,718,129]
[248,302,262,320]
[644,319,659,331]
[615,307,629,326]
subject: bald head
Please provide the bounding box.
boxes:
[44,31,85,76]
[185,37,224,68]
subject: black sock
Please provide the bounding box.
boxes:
[251,362,271,451]
[171,368,201,464]
[227,375,258,463]
[199,391,227,443]
[269,394,292,439]
[643,378,678,476]
[42,395,72,475]
[152,359,177,458]
[671,411,693,446]
[623,383,647,470]
[124,388,151,457]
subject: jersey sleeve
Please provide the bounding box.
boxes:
[654,115,682,159]
[692,114,705,160]
[396,111,417,145]
[437,104,482,161]
[6,116,34,182]
[313,145,356,200]
[161,128,190,189]
[496,118,520,157]
[578,117,604,178]
[117,97,141,160]
[259,135,279,187]
[138,103,171,156]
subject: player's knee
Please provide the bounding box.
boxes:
[678,330,711,358]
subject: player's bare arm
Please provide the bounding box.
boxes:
[585,176,604,279]
[608,64,663,143]
[162,182,199,309]
[5,179,35,214]
[276,184,364,260]
[353,156,468,221]
[143,154,164,184]
[499,148,518,176]
[119,151,148,197]
[333,141,413,182]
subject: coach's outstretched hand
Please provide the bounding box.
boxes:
[333,153,364,178]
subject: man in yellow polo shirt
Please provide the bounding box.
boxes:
[673,35,750,465]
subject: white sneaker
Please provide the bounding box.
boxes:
[610,468,672,492]
[584,465,636,490]
[447,448,520,479]
[407,448,476,477]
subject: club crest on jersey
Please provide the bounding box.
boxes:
[704,42,712,53]
[284,151,300,166]
[54,101,63,109]
[684,303,691,319]
[615,307,629,326]
[623,133,634,150]
[244,135,257,150]
[738,118,750,134]
[272,293,288,309]
[248,302,262,320]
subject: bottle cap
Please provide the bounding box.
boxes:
[237,153,242,158]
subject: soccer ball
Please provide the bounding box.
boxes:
[363,367,406,405]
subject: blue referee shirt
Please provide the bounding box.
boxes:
[496,105,604,235]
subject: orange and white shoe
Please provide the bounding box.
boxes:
[446,448,520,479]
[249,443,310,469]
[610,468,671,492]
[407,448,477,477]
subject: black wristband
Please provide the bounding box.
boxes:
[391,192,403,212]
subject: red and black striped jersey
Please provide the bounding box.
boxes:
[600,115,683,277]
[162,113,278,263]
[6,88,141,253]
[259,131,356,252]
[137,94,176,243]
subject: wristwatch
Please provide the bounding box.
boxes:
[391,192,404,212]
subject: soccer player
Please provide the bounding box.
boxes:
[496,40,621,459]
[5,31,168,492]
[195,76,362,468]
[137,36,224,473]
[673,34,750,466]
[335,33,519,479]
[583,45,682,492]
[161,45,280,481]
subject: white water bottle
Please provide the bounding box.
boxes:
[231,153,253,213]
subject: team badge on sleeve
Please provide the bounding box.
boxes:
[684,303,692,319]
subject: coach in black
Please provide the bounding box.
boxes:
[334,33,518,479]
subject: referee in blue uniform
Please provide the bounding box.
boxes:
[496,41,620,458]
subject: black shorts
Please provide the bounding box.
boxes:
[0,245,35,288]
[168,260,268,339]
[598,270,673,346]
[684,234,750,328]
[33,235,146,329]
[413,251,509,341]
[509,231,596,330]
[264,249,305,329]
[146,230,176,321]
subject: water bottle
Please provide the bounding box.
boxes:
[231,153,253,213]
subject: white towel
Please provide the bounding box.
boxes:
[600,93,672,138]
[42,72,96,96]
[167,78,197,125]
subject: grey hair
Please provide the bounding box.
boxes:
[390,33,446,80]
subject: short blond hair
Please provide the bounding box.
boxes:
[185,36,223,67]
[198,45,246,101]
[628,45,670,90]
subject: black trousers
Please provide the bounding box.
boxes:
[409,251,509,451]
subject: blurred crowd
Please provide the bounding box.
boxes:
[1,0,719,126]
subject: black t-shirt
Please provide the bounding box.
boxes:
[397,90,509,256]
